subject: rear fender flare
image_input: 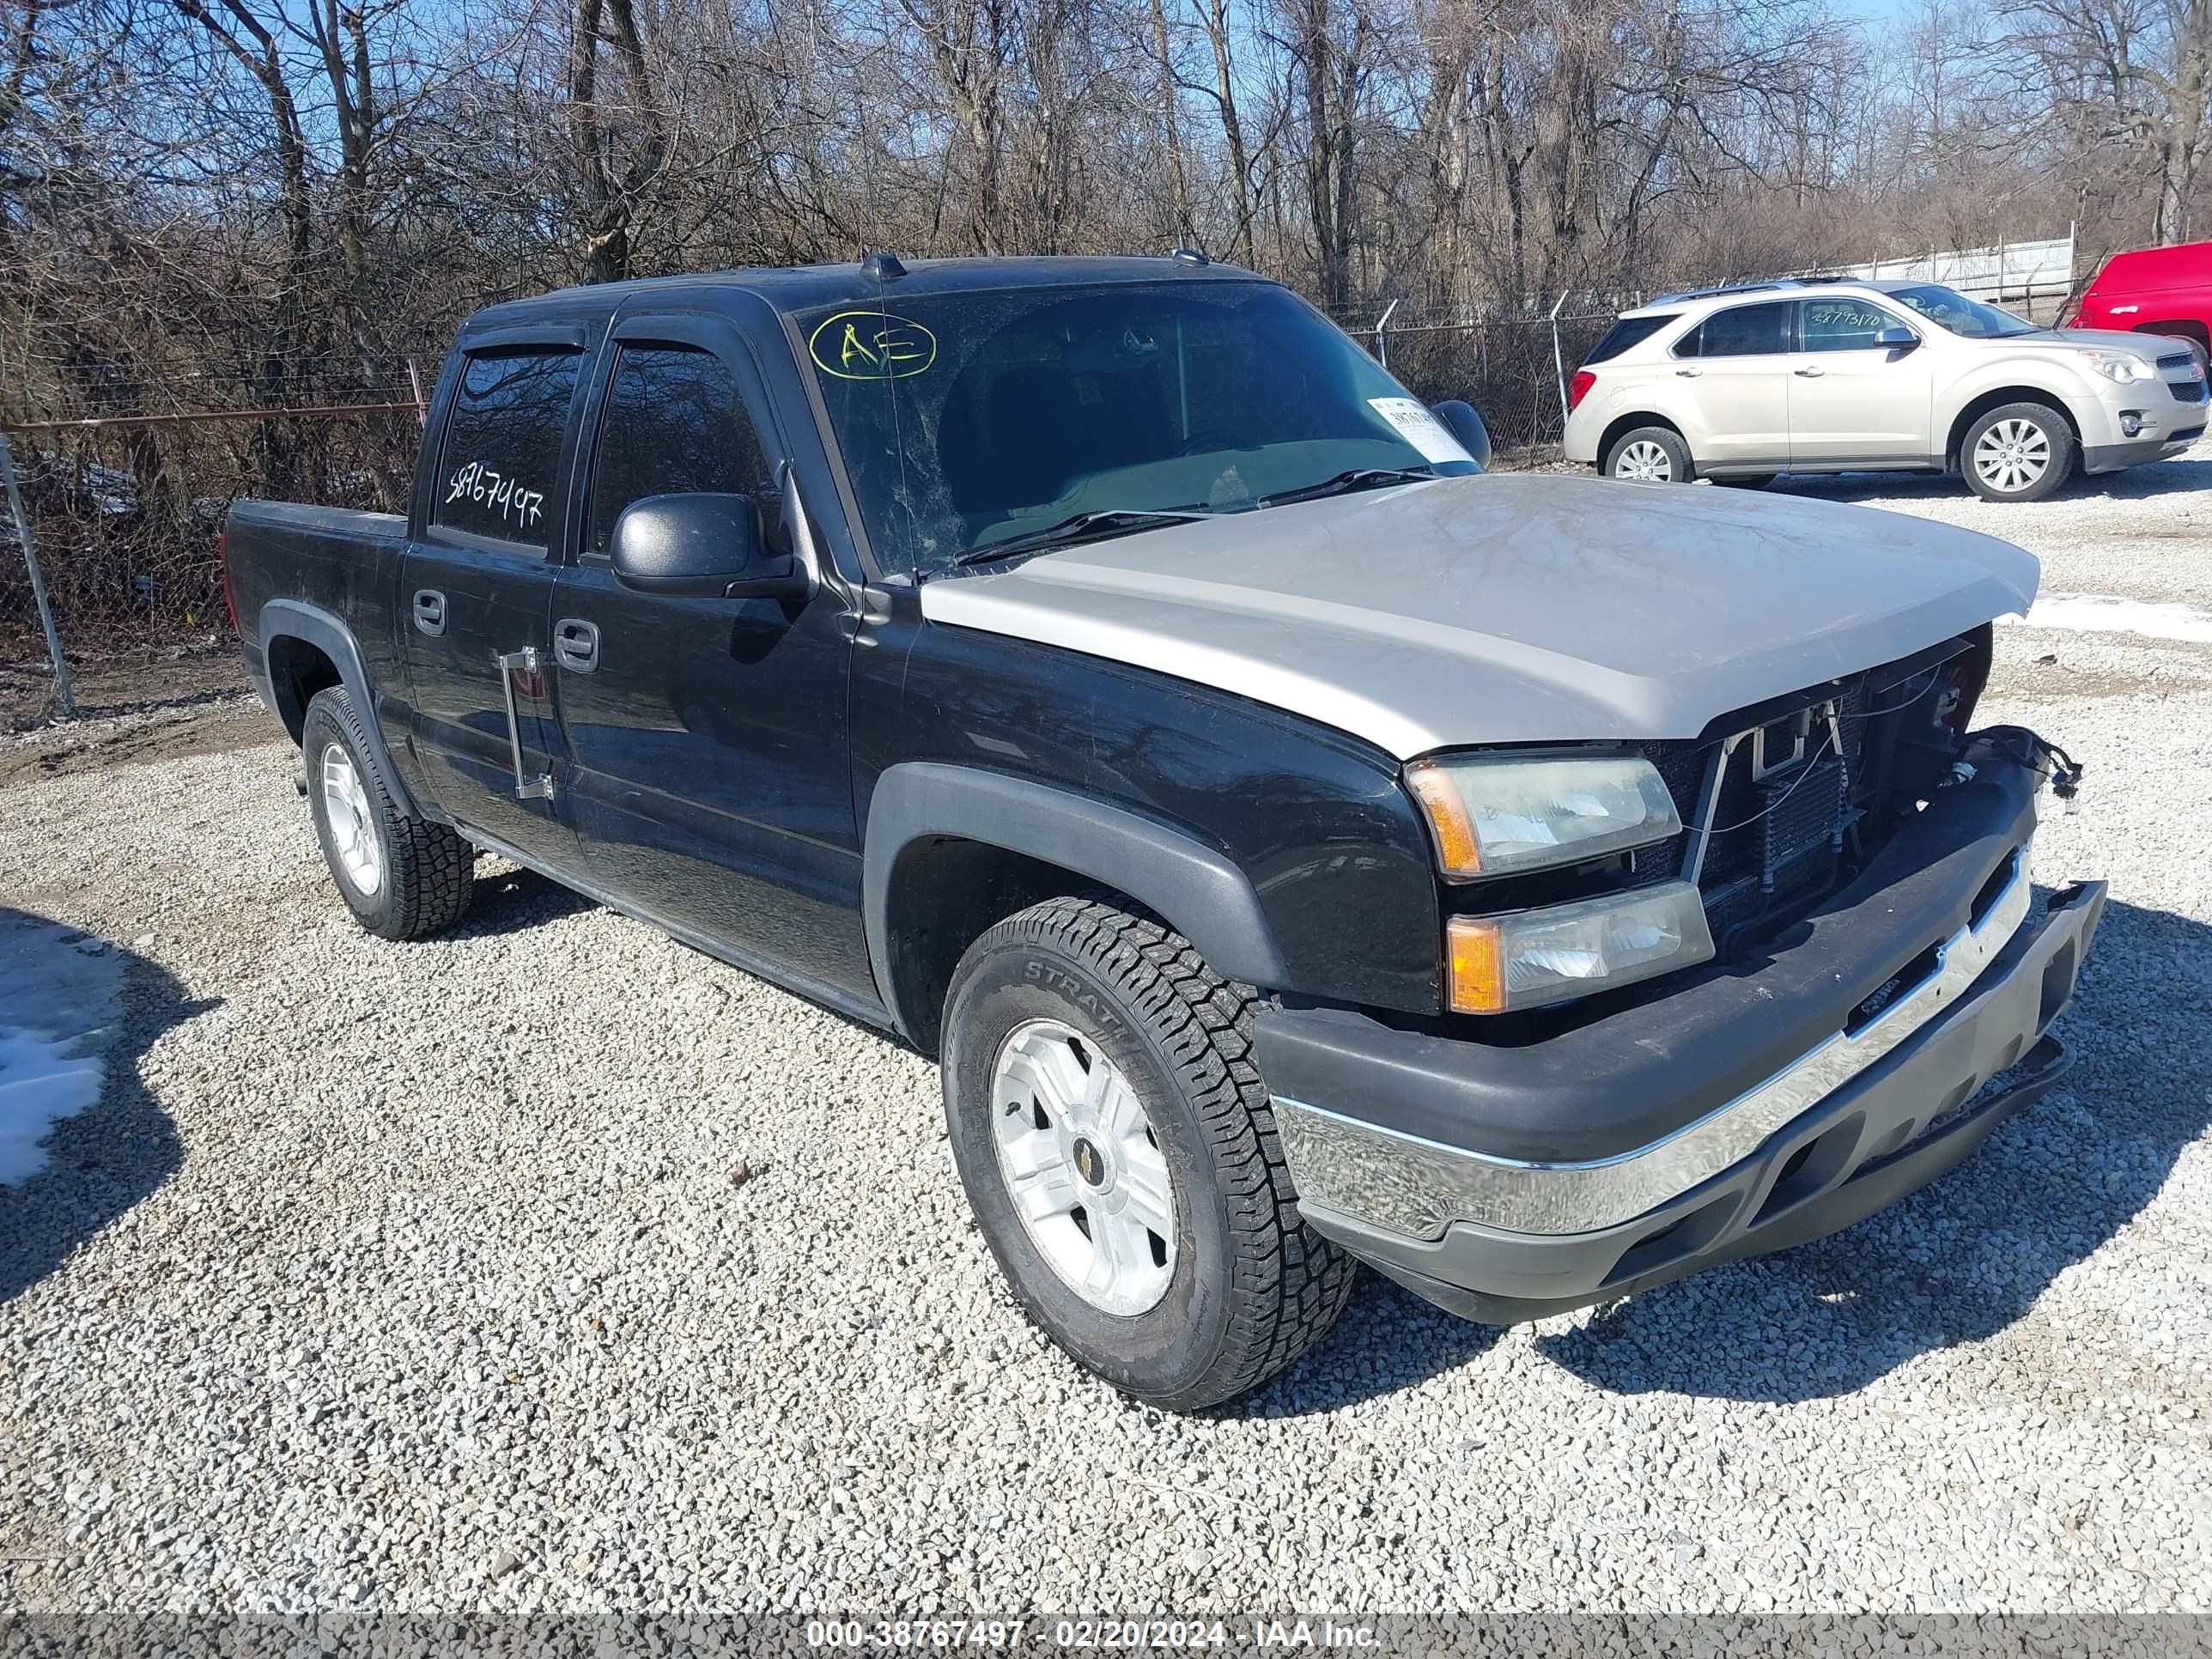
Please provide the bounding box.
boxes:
[260,597,423,819]
[861,763,1289,1038]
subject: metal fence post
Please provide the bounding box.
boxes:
[0,431,76,720]
[1549,290,1572,431]
[1372,298,1401,370]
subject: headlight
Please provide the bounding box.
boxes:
[1446,882,1715,1013]
[1405,751,1683,879]
[2075,349,2154,384]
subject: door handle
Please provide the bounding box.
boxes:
[495,647,556,800]
[553,617,599,673]
[1794,366,1826,378]
[1674,367,1701,378]
[412,589,447,636]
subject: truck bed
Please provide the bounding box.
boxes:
[225,500,408,744]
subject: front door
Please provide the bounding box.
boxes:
[550,318,873,1003]
[1672,299,1793,470]
[398,338,586,868]
[1787,297,1936,464]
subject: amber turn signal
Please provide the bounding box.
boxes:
[1444,915,1506,1014]
[1406,760,1482,876]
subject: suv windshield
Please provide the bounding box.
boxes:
[798,281,1477,575]
[1887,284,2038,339]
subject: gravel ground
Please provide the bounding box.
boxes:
[2,460,2209,1618]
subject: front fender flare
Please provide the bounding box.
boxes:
[259,597,423,819]
[861,763,1290,1037]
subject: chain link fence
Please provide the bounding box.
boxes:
[0,372,432,661]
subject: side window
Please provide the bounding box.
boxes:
[433,348,580,550]
[587,343,775,554]
[1694,301,1791,358]
[1584,313,1677,364]
[1671,319,1704,359]
[1802,298,1906,352]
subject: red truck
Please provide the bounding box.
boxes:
[2069,240,2212,369]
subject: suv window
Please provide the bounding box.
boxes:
[434,347,580,550]
[1583,314,1675,364]
[587,343,775,554]
[1678,301,1791,359]
[1802,296,1906,352]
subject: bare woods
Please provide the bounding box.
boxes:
[1,0,2207,647]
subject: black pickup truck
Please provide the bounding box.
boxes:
[226,253,2106,1408]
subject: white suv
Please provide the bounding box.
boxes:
[1561,278,2208,501]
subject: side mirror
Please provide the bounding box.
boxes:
[610,493,812,601]
[1877,325,1919,352]
[1431,399,1492,467]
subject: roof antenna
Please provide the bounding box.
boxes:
[1170,246,1209,265]
[860,250,907,283]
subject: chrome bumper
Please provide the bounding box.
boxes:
[1276,848,2035,1240]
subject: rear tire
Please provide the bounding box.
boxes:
[301,685,472,940]
[1961,402,2075,502]
[941,897,1355,1410]
[1602,425,1693,484]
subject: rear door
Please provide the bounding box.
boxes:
[1671,300,1792,469]
[1786,295,1935,464]
[549,312,873,1002]
[398,331,588,867]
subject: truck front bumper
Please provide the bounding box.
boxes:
[1258,751,2106,1323]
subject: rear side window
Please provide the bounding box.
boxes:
[1681,301,1791,358]
[587,343,775,553]
[434,348,581,550]
[1583,314,1675,365]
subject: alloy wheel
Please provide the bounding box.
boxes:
[1972,418,2051,495]
[1615,439,1674,483]
[989,1018,1176,1316]
[319,742,385,897]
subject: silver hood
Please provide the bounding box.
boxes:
[919,473,2039,759]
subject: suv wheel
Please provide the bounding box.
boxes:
[1962,403,2075,502]
[940,897,1355,1410]
[1603,426,1692,483]
[301,685,474,939]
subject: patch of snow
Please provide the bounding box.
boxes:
[0,1028,105,1184]
[1998,592,2212,644]
[0,913,124,1188]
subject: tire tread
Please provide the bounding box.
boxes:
[963,896,1356,1407]
[303,685,472,940]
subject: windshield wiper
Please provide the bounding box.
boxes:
[1256,466,1435,507]
[945,507,1212,568]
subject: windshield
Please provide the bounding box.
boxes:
[1887,284,2037,339]
[797,281,1478,575]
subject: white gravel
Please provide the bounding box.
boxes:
[2,459,2209,1617]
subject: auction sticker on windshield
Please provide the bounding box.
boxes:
[811,311,938,380]
[1367,397,1474,464]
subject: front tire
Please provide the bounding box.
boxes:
[1602,425,1693,484]
[301,685,473,940]
[941,898,1354,1410]
[1962,402,2075,502]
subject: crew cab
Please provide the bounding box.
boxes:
[225,255,2106,1408]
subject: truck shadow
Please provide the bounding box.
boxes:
[447,863,596,939]
[0,910,208,1305]
[1532,894,2207,1405]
